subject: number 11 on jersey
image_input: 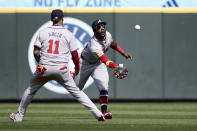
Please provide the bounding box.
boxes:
[47,39,59,54]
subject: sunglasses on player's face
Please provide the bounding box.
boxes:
[95,24,105,30]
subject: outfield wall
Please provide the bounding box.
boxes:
[0,9,197,100]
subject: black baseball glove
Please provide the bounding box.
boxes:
[113,66,129,79]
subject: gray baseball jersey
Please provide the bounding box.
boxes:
[34,26,78,66]
[81,31,113,64]
[17,25,103,120]
[75,31,113,91]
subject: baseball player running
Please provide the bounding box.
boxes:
[75,19,132,119]
[9,9,105,122]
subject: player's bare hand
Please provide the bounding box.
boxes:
[123,52,132,60]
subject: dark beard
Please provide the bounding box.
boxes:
[95,33,105,41]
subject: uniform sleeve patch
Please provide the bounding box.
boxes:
[96,52,102,57]
[34,40,37,45]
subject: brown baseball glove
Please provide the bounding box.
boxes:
[113,66,129,79]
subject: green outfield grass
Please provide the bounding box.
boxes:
[1,102,197,131]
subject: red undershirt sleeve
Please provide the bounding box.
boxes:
[114,45,125,55]
[99,54,117,68]
[71,50,80,71]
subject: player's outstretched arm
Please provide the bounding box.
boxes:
[99,54,117,68]
[110,41,132,60]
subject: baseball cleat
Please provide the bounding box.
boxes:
[98,115,105,121]
[103,112,112,119]
[9,113,23,122]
